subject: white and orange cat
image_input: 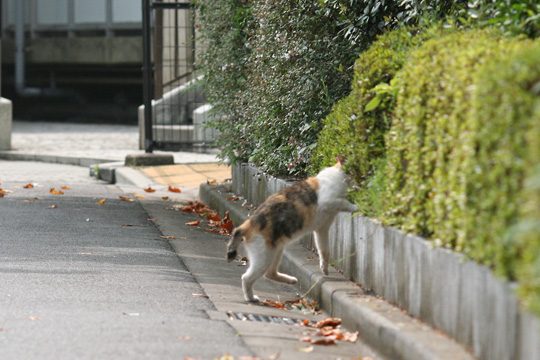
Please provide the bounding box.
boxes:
[227,159,357,302]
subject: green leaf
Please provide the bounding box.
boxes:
[364,96,381,112]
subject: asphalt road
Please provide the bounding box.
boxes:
[0,161,250,359]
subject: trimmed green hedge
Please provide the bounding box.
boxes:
[313,28,540,313]
[311,27,441,215]
[472,44,540,311]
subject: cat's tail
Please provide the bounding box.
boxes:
[226,223,247,262]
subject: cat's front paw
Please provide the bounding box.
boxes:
[320,263,329,275]
[245,295,260,303]
[285,275,298,285]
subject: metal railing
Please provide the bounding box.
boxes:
[142,0,209,153]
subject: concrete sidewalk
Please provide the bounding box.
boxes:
[0,121,218,166]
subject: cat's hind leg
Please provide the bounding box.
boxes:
[242,236,275,302]
[265,246,297,284]
[314,227,331,275]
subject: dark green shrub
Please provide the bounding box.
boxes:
[197,0,254,163]
[467,0,540,37]
[320,1,466,45]
[241,1,361,177]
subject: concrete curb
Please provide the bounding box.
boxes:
[200,183,474,360]
[0,151,112,167]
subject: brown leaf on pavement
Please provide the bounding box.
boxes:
[298,345,314,353]
[160,235,176,240]
[168,185,182,193]
[285,297,320,313]
[207,179,217,186]
[221,211,234,235]
[49,188,64,195]
[143,186,156,193]
[262,299,286,309]
[309,337,336,346]
[61,185,71,190]
[216,355,234,360]
[314,317,342,329]
[0,188,7,197]
[206,212,221,222]
[23,183,34,189]
[185,220,201,227]
[118,195,135,203]
[97,198,106,206]
[161,196,169,201]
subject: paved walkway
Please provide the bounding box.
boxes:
[6,121,219,164]
[141,163,230,188]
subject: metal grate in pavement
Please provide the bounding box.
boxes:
[226,311,308,325]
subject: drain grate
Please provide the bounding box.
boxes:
[226,311,308,325]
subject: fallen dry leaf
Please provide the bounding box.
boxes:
[314,317,342,329]
[0,188,7,198]
[285,297,320,314]
[221,211,234,235]
[61,185,71,190]
[301,336,337,346]
[298,345,314,353]
[118,195,135,203]
[309,337,336,346]
[168,185,182,193]
[143,186,156,193]
[262,299,286,309]
[23,183,34,189]
[206,212,221,222]
[191,293,209,298]
[160,235,176,240]
[97,198,106,206]
[185,220,201,227]
[49,188,64,195]
[207,179,217,186]
[161,196,169,201]
[216,355,234,360]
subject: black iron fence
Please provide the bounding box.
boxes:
[142,0,212,152]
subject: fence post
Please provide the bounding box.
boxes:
[142,0,154,153]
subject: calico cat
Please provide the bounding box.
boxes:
[226,160,357,302]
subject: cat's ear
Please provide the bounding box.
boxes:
[334,155,346,169]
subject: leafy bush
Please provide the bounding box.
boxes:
[464,39,539,277]
[239,1,362,177]
[320,0,465,45]
[196,0,254,162]
[469,43,540,312]
[311,27,438,215]
[467,0,540,37]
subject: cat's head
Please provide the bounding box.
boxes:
[333,155,346,170]
[317,155,353,188]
